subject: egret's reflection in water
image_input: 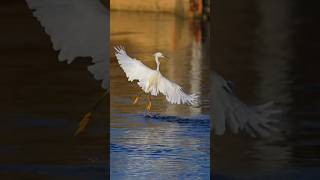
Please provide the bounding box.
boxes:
[110,12,210,179]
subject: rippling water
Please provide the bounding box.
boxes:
[110,11,210,179]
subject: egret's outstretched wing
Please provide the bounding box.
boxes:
[211,72,279,137]
[158,74,199,106]
[114,47,155,82]
[26,0,108,89]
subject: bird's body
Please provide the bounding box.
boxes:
[114,47,198,110]
[145,71,160,94]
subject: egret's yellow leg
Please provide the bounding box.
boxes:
[133,92,143,105]
[74,91,108,136]
[146,95,152,111]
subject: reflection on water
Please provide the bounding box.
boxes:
[110,11,210,179]
[213,0,320,179]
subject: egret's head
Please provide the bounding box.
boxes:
[153,52,167,59]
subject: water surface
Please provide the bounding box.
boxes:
[110,11,210,179]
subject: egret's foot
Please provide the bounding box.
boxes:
[143,110,150,117]
[146,101,152,111]
[74,112,92,136]
[133,96,140,105]
[144,112,160,118]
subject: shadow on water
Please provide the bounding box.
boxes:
[213,0,320,179]
[110,11,210,179]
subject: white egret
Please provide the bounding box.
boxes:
[114,46,199,111]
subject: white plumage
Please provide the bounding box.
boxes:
[26,0,109,89]
[211,71,279,137]
[114,47,199,106]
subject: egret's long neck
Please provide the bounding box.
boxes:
[155,56,160,71]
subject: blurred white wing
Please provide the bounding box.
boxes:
[114,47,155,82]
[158,75,199,106]
[26,0,109,89]
[87,60,108,89]
[211,71,279,137]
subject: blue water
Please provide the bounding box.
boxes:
[111,114,210,180]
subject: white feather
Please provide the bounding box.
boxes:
[114,47,199,106]
[157,74,199,106]
[114,46,155,82]
[211,71,279,137]
[26,0,109,89]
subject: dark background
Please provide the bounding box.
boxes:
[0,0,108,179]
[212,0,320,179]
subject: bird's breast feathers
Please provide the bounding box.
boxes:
[148,72,159,86]
[145,72,161,95]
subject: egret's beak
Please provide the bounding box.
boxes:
[162,55,169,60]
